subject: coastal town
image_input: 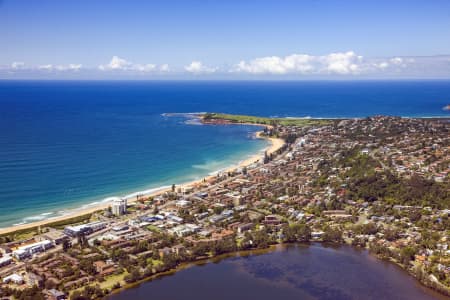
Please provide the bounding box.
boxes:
[0,114,449,300]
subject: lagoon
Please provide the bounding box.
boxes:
[109,244,446,300]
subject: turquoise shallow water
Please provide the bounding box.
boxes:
[0,80,449,227]
[0,112,267,227]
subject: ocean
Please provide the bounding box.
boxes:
[0,80,449,227]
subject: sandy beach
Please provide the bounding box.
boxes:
[0,131,285,236]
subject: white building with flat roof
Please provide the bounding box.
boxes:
[0,255,12,267]
[12,240,54,260]
[3,273,23,284]
[175,199,191,208]
[111,198,127,216]
[64,221,107,237]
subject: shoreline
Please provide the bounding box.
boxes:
[107,244,284,298]
[106,242,448,300]
[0,128,285,235]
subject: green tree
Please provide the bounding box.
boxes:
[400,246,417,265]
[322,226,343,243]
[62,239,71,252]
[124,267,141,283]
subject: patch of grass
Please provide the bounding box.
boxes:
[98,272,127,290]
[47,213,93,230]
[1,229,39,243]
[147,258,163,267]
[146,225,161,233]
[0,227,39,242]
[202,113,331,126]
[70,272,127,296]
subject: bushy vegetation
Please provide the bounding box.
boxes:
[0,286,45,300]
[340,150,449,209]
[71,285,105,300]
[282,223,311,242]
[48,213,93,229]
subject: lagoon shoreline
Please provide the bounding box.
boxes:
[106,243,449,300]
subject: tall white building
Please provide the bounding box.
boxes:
[111,198,127,216]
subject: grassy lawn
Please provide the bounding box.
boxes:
[98,272,127,290]
[126,206,137,212]
[48,213,93,229]
[147,258,163,267]
[13,230,39,241]
[70,272,128,297]
[146,225,161,233]
[0,226,40,241]
[202,113,331,126]
[236,237,244,248]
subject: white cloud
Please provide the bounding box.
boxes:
[54,64,83,71]
[99,56,168,73]
[375,62,389,69]
[234,54,314,74]
[321,51,362,74]
[231,51,447,76]
[390,57,403,65]
[38,64,53,70]
[134,64,156,72]
[368,56,418,72]
[159,64,170,72]
[185,61,217,74]
[11,62,25,69]
[233,51,363,75]
[36,64,83,72]
[2,54,450,78]
[99,56,131,70]
[2,62,83,73]
[68,64,82,71]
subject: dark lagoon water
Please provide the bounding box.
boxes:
[1,80,449,227]
[109,244,447,300]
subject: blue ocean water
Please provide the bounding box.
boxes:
[0,80,449,227]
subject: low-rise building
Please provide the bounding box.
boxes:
[64,221,106,237]
[12,240,54,260]
[47,289,67,300]
[0,255,12,267]
[3,273,24,284]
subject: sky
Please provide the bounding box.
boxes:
[1,0,450,79]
